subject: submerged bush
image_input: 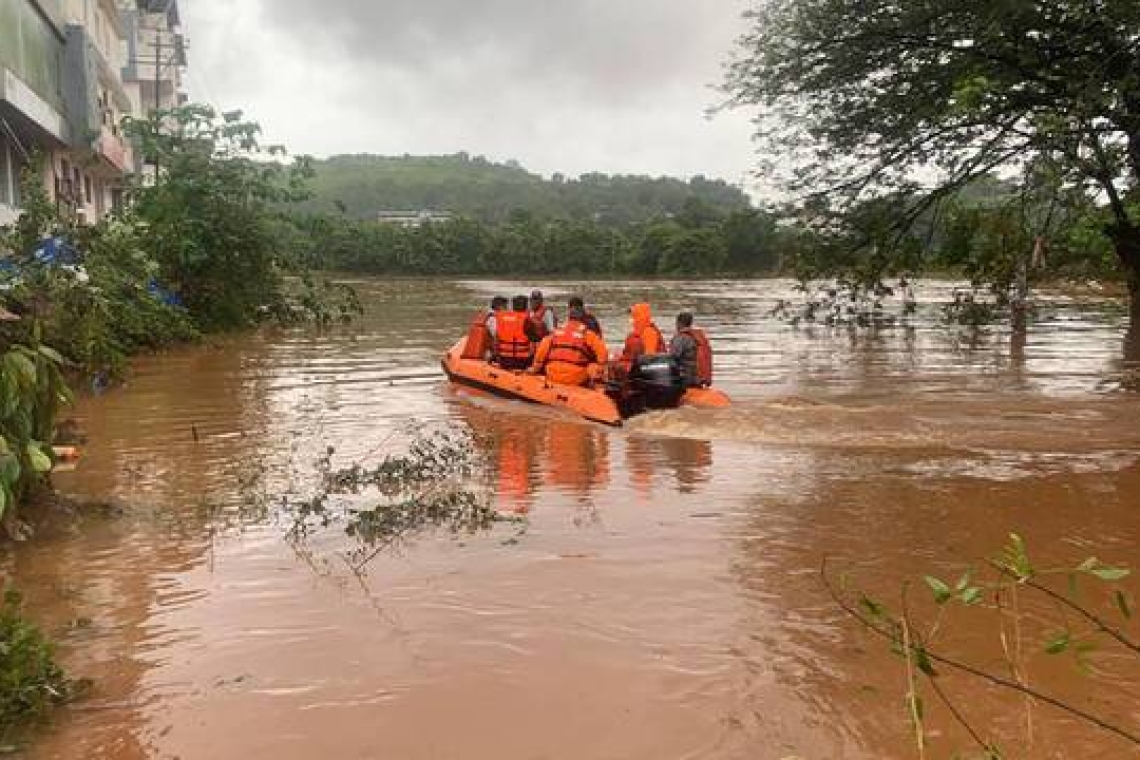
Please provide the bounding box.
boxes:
[0,588,71,736]
[284,432,520,570]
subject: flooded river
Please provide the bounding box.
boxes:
[3,279,1140,759]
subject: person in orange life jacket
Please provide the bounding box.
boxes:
[484,296,509,342]
[493,295,538,370]
[529,302,609,387]
[670,312,714,388]
[620,302,665,366]
[528,290,557,339]
[462,296,507,360]
[567,296,602,338]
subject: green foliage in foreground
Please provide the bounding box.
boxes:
[0,341,70,523]
[830,535,1138,756]
[282,432,521,572]
[0,588,71,737]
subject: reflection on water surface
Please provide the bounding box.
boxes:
[3,279,1140,759]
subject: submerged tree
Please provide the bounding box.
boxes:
[726,0,1140,325]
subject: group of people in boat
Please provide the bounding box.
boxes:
[463,289,714,389]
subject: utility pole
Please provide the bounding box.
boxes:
[153,32,164,114]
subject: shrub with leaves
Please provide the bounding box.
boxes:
[125,105,359,330]
[826,535,1138,756]
[0,588,72,737]
[284,432,520,571]
[0,341,70,524]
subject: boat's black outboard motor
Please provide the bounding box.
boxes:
[629,354,685,409]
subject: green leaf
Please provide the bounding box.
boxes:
[1089,565,1130,582]
[1045,631,1071,655]
[924,576,953,604]
[960,587,983,606]
[954,570,972,593]
[859,595,886,619]
[997,533,1034,580]
[1115,591,1132,620]
[914,646,938,677]
[4,352,36,388]
[0,452,20,486]
[0,486,6,520]
[36,345,66,365]
[26,443,52,474]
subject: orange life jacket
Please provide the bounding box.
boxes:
[680,327,713,386]
[462,310,493,359]
[495,311,534,361]
[622,323,664,363]
[548,320,598,367]
[642,323,665,354]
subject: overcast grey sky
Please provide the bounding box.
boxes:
[182,0,758,186]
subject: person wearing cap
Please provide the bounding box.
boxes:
[528,290,557,340]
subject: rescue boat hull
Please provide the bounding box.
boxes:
[442,340,623,426]
[441,338,730,425]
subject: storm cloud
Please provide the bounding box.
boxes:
[182,0,758,186]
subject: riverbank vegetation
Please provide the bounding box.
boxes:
[0,105,359,527]
[275,170,1123,301]
[724,0,1140,327]
[0,588,78,743]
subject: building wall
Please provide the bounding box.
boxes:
[0,0,66,112]
[0,133,20,225]
[2,0,185,227]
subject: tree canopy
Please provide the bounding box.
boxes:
[298,153,752,225]
[727,0,1140,322]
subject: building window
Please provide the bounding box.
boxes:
[58,158,72,202]
[84,176,93,205]
[0,140,11,206]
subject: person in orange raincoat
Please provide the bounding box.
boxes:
[529,302,608,387]
[619,303,665,366]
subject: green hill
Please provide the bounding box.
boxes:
[300,153,752,224]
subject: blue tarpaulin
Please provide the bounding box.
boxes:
[33,236,83,267]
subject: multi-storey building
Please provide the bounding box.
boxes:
[121,0,185,118]
[0,0,69,225]
[0,0,186,226]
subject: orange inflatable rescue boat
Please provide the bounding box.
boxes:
[441,336,730,426]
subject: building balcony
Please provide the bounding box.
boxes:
[95,126,130,173]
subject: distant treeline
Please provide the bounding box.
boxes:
[276,201,785,276]
[297,153,752,225]
[278,158,1122,285]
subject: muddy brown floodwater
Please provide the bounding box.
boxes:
[3,279,1140,759]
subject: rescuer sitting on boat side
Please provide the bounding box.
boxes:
[493,295,538,370]
[529,301,609,386]
[670,312,714,388]
[620,302,666,367]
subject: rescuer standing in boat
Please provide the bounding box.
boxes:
[530,300,608,386]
